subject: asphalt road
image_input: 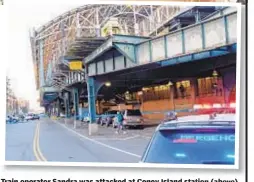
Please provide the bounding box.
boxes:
[5,118,155,163]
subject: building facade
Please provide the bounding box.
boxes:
[6,77,29,115]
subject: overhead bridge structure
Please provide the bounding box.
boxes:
[30,5,239,134]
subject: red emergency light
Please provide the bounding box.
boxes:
[193,103,236,114]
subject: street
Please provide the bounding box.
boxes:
[5,118,156,163]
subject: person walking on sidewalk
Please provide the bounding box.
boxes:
[115,111,126,134]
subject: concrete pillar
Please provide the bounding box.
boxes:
[87,77,98,135]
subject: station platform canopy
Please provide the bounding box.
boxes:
[66,37,107,59]
[84,34,150,64]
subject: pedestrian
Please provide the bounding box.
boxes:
[115,111,126,134]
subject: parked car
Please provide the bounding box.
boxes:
[60,113,66,118]
[6,116,18,123]
[32,114,40,120]
[82,115,89,122]
[82,114,101,124]
[6,116,11,123]
[100,110,118,127]
[25,114,34,121]
[113,109,144,129]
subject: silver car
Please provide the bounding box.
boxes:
[113,109,144,129]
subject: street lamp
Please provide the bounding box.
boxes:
[167,81,173,86]
[137,91,143,96]
[105,81,111,87]
[212,70,218,77]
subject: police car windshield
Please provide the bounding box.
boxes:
[143,128,235,164]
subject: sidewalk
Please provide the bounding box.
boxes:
[55,118,156,139]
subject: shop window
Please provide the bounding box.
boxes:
[198,77,223,96]
[125,92,138,101]
[176,80,191,98]
[142,84,171,101]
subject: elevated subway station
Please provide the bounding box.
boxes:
[30,5,238,134]
[84,44,236,124]
[83,11,237,132]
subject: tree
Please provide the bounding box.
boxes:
[21,106,29,114]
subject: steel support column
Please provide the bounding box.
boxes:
[86,77,105,135]
[95,7,101,37]
[72,88,79,129]
[57,98,60,117]
[64,92,70,118]
[87,77,96,124]
[195,10,201,23]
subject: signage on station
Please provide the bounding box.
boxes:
[69,61,83,70]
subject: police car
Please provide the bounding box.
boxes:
[140,103,236,165]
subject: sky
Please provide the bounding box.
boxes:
[7,0,86,110]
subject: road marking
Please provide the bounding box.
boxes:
[56,121,141,158]
[143,136,151,140]
[33,122,41,161]
[122,135,141,141]
[91,138,126,141]
[33,121,47,161]
[36,122,47,161]
[91,135,141,141]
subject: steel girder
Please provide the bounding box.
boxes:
[30,4,187,91]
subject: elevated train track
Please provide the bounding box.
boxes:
[30,4,228,106]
